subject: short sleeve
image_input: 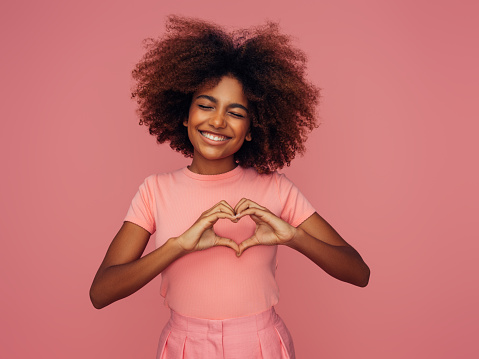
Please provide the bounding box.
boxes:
[276,173,316,227]
[124,176,157,234]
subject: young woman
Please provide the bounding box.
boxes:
[90,16,370,359]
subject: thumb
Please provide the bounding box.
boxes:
[214,236,240,253]
[237,236,260,257]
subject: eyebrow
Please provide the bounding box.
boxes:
[196,95,248,112]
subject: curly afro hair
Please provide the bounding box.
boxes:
[132,15,319,173]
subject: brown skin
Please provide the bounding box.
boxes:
[90,203,369,309]
[184,76,252,175]
[131,16,320,174]
[235,199,370,287]
[90,76,369,309]
[90,203,240,309]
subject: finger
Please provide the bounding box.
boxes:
[249,214,262,223]
[205,200,233,211]
[237,236,260,256]
[235,198,267,217]
[200,212,237,227]
[212,200,236,215]
[235,207,270,222]
[218,200,235,213]
[235,198,261,214]
[203,203,236,218]
[234,198,249,213]
[214,237,240,253]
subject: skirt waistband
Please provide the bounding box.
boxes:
[168,307,279,336]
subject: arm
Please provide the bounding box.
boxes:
[89,221,185,309]
[286,212,370,287]
[235,200,370,287]
[89,201,239,309]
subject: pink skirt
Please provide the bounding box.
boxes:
[157,307,295,359]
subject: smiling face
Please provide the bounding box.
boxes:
[184,75,252,175]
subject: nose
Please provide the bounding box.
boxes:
[209,111,226,129]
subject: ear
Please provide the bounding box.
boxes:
[245,132,252,141]
[183,119,188,127]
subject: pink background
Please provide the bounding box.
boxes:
[1,0,478,358]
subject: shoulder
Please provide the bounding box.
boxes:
[241,167,280,180]
[138,167,186,191]
[240,167,296,188]
[240,168,296,199]
[266,170,295,189]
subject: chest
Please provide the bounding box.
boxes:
[152,179,282,247]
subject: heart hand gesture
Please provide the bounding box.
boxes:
[235,198,297,256]
[175,201,240,253]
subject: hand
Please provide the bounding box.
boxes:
[175,201,240,253]
[235,198,297,256]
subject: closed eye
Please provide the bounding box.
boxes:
[229,112,245,118]
[198,104,213,109]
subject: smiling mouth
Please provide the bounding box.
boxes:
[200,131,230,142]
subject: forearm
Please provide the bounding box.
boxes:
[285,228,370,287]
[90,238,185,309]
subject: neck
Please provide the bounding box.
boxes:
[188,157,237,175]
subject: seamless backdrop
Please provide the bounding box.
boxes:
[1,0,478,358]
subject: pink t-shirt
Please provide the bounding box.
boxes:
[124,166,315,319]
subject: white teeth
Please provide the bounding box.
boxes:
[200,131,229,141]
